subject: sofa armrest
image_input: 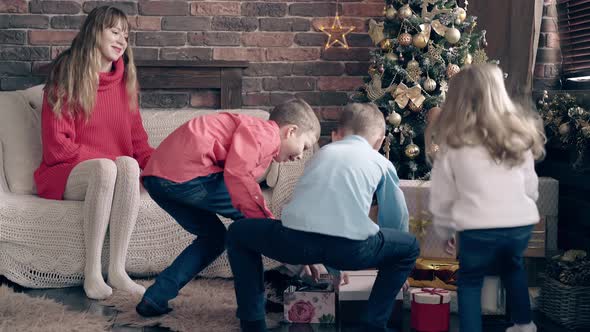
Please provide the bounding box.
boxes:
[0,141,9,193]
[269,146,317,218]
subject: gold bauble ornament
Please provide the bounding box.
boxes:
[379,38,392,51]
[454,7,467,23]
[423,77,437,92]
[409,101,422,113]
[413,32,429,49]
[398,32,412,46]
[398,4,412,19]
[446,63,460,78]
[455,18,462,26]
[387,112,402,127]
[385,5,397,20]
[408,58,419,68]
[445,27,461,44]
[385,52,398,63]
[405,143,421,159]
[464,53,473,65]
[559,123,571,136]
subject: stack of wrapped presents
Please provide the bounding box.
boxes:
[283,177,558,327]
[338,177,558,327]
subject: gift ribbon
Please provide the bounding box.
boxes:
[409,216,431,240]
[408,180,431,241]
[413,288,449,304]
[393,83,425,109]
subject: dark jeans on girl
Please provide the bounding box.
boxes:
[457,225,534,332]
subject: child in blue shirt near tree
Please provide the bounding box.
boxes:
[226,103,419,332]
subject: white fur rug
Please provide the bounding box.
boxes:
[0,285,110,332]
[102,278,281,332]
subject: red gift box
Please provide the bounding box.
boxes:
[410,288,451,332]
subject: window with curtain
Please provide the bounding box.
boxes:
[558,0,590,86]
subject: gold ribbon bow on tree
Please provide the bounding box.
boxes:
[430,20,448,36]
[368,19,385,46]
[393,83,426,109]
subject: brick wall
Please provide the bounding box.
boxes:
[534,0,561,90]
[0,0,381,118]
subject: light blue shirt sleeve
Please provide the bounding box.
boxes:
[376,165,409,232]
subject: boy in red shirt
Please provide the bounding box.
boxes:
[136,99,320,316]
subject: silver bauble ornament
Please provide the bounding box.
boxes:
[445,27,461,44]
[424,77,437,92]
[455,7,467,23]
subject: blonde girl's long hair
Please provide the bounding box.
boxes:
[45,6,138,118]
[430,64,546,167]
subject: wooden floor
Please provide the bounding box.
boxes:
[0,276,570,332]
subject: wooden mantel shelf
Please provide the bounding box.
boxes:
[135,60,249,109]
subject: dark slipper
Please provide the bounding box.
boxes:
[135,297,172,317]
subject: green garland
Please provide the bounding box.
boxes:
[537,91,590,171]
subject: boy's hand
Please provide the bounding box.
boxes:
[333,272,349,291]
[445,235,456,255]
[302,264,322,282]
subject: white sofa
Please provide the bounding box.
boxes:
[0,85,307,288]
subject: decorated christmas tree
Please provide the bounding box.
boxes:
[353,0,491,179]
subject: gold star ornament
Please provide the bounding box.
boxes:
[319,14,355,49]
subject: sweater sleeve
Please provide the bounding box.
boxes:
[376,164,409,232]
[224,123,275,219]
[428,151,458,239]
[130,110,154,169]
[523,151,539,202]
[40,96,83,166]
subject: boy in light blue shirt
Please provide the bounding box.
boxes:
[226,103,419,332]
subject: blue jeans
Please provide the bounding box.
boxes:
[457,225,534,332]
[226,218,419,330]
[142,174,243,309]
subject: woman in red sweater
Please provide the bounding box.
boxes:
[34,6,154,300]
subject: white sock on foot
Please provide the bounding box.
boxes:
[84,274,113,300]
[108,269,145,296]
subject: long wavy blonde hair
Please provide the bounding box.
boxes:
[430,64,546,167]
[45,6,138,118]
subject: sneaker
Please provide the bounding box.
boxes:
[506,322,537,332]
[135,297,172,317]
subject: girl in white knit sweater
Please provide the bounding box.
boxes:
[428,64,545,332]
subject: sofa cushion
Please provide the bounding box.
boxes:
[0,90,42,194]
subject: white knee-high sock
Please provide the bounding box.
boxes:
[107,156,145,296]
[65,159,117,300]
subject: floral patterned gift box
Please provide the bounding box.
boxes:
[283,285,336,324]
